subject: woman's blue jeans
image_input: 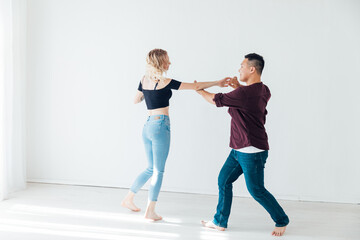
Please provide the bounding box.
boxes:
[213,149,289,228]
[130,115,170,201]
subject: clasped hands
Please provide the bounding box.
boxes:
[195,76,240,95]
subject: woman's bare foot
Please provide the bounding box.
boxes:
[121,200,141,212]
[201,220,225,231]
[145,211,162,221]
[121,191,141,212]
[145,201,162,221]
[272,226,287,236]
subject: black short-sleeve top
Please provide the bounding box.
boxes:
[138,79,182,110]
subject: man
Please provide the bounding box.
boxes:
[197,53,289,236]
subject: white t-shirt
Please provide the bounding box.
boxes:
[235,146,265,153]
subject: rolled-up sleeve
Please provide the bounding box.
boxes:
[213,88,247,108]
[213,93,225,107]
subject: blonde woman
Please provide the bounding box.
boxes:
[121,49,230,221]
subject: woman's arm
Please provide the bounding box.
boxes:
[178,77,230,90]
[134,91,144,104]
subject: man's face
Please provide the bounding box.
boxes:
[238,58,252,82]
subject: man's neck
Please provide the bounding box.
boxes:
[246,77,261,86]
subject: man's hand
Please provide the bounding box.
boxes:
[229,76,241,89]
[217,77,231,88]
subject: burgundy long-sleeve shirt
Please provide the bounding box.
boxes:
[213,82,271,150]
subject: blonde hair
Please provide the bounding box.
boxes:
[145,49,168,83]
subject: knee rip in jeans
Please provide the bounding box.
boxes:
[153,170,164,175]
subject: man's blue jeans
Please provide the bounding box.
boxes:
[130,115,170,201]
[213,149,289,228]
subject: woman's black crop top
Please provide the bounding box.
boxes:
[138,79,182,110]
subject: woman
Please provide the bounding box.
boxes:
[121,48,230,221]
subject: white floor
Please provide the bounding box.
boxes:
[0,183,359,240]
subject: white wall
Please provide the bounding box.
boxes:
[1,0,27,200]
[26,0,360,203]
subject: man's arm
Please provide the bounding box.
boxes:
[197,84,247,108]
[196,89,216,105]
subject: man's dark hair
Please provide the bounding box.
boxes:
[245,53,265,75]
